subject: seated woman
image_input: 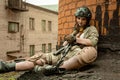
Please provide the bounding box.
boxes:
[0,6,99,74]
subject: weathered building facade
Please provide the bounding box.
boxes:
[0,0,58,60]
[58,0,120,51]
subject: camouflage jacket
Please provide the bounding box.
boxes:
[73,26,99,47]
[81,26,99,47]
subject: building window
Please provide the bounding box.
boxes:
[48,43,52,52]
[42,44,46,53]
[30,45,35,56]
[8,22,19,33]
[41,20,46,31]
[29,18,35,30]
[48,21,52,31]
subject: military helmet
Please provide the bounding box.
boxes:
[75,6,92,19]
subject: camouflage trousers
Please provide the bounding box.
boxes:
[27,45,97,66]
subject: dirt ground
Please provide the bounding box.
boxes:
[0,50,120,80]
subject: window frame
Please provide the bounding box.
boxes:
[8,22,19,33]
[41,20,46,32]
[48,43,52,52]
[48,21,52,31]
[29,17,35,30]
[29,45,35,56]
[42,44,46,53]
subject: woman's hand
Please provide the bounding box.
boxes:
[76,33,81,38]
[63,41,68,46]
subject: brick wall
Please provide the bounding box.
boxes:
[58,0,120,46]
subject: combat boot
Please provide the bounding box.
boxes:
[0,61,16,73]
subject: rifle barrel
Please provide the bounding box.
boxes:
[53,46,65,56]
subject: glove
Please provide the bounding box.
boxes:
[33,65,66,76]
[64,34,76,44]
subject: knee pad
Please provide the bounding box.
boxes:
[46,53,61,65]
[27,53,45,65]
[36,58,46,66]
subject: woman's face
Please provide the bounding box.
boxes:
[76,17,87,27]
